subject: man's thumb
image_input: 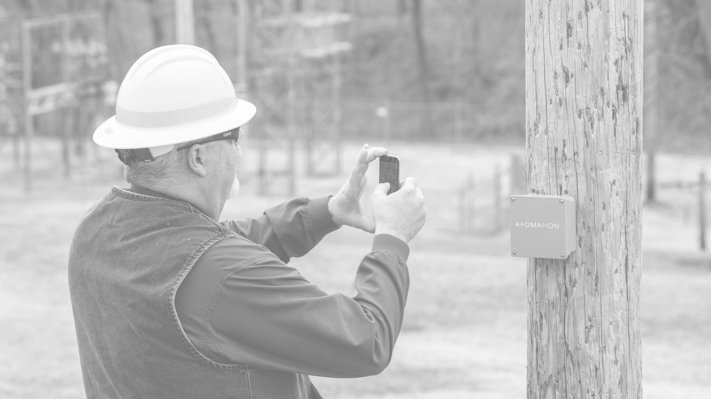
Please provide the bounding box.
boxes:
[372,182,390,197]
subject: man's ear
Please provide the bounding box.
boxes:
[186,145,208,177]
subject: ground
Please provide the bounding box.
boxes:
[0,138,709,398]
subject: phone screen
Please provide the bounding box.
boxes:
[379,155,400,195]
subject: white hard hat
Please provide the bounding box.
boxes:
[93,45,255,158]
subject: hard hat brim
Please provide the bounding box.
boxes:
[93,99,256,150]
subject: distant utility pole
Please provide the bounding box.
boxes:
[235,0,248,95]
[525,1,643,398]
[699,171,706,251]
[175,0,195,45]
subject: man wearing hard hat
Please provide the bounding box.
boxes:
[68,45,426,398]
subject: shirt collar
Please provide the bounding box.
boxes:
[129,184,185,203]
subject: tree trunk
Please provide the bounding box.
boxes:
[695,0,711,71]
[410,0,433,138]
[525,1,644,398]
[197,0,218,57]
[695,0,711,126]
[644,0,658,202]
[411,0,429,100]
[146,0,165,46]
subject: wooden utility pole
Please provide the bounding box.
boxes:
[175,0,195,45]
[235,0,249,95]
[525,1,643,398]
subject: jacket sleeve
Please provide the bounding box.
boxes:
[176,234,410,378]
[220,196,341,263]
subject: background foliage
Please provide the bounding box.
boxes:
[1,0,710,148]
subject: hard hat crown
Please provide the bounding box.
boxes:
[93,45,255,150]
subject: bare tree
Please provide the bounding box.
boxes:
[410,0,433,137]
[146,0,166,46]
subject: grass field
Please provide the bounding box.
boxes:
[1,138,710,398]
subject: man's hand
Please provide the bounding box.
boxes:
[328,144,388,233]
[371,177,426,243]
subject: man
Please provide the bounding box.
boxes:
[68,45,426,398]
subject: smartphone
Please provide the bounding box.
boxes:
[379,155,400,195]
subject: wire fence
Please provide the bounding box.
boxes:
[340,100,523,143]
[454,153,526,235]
[656,170,710,251]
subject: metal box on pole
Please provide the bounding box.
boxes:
[510,195,576,259]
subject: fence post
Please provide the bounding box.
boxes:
[510,153,525,195]
[376,99,391,144]
[459,182,466,232]
[646,151,656,202]
[493,164,501,232]
[62,107,74,178]
[11,118,21,169]
[459,173,474,233]
[700,170,706,251]
[455,101,463,145]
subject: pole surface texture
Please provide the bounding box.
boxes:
[525,1,644,398]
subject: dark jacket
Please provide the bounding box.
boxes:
[68,187,410,398]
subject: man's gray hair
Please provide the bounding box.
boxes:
[124,139,198,187]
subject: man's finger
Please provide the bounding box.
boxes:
[348,157,368,185]
[349,148,369,178]
[363,147,388,164]
[358,175,368,198]
[352,146,387,179]
[355,146,368,165]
